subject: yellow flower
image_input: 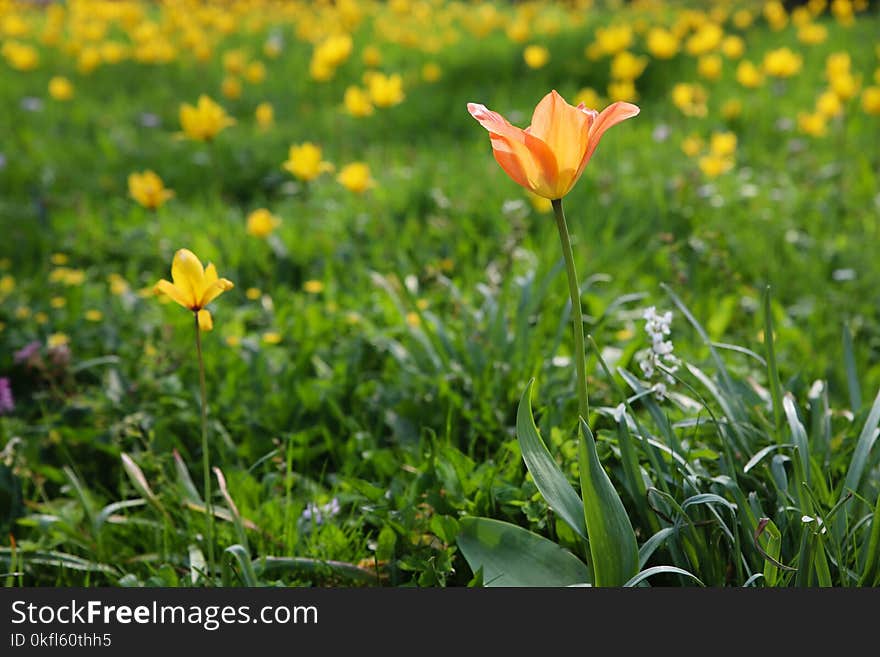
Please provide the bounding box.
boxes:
[574,87,604,110]
[830,72,860,101]
[681,134,704,157]
[798,111,828,137]
[763,1,788,30]
[343,86,374,117]
[303,280,325,294]
[698,153,733,177]
[51,296,66,309]
[179,95,235,142]
[721,99,742,120]
[128,170,174,210]
[721,36,744,60]
[35,311,48,325]
[671,83,707,117]
[367,72,404,108]
[832,0,855,25]
[246,287,261,300]
[862,87,880,115]
[763,48,803,78]
[685,23,723,56]
[15,306,31,319]
[246,208,281,238]
[709,131,737,157]
[337,162,375,193]
[523,45,550,69]
[47,333,69,348]
[608,79,638,103]
[223,49,247,75]
[153,249,234,331]
[697,55,723,82]
[108,273,129,296]
[362,45,382,67]
[816,90,843,118]
[48,76,74,101]
[406,312,421,327]
[797,23,828,45]
[221,76,242,100]
[736,60,764,88]
[2,41,39,70]
[85,309,103,322]
[262,331,282,345]
[282,142,333,181]
[732,9,754,29]
[646,27,679,59]
[422,62,442,82]
[255,102,274,129]
[245,61,266,84]
[527,191,553,214]
[610,51,647,81]
[0,274,15,295]
[826,52,851,79]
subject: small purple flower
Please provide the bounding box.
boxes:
[299,497,341,527]
[14,340,41,365]
[0,378,14,415]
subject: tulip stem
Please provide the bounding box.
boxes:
[552,198,590,422]
[194,314,215,585]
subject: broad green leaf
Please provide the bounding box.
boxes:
[224,544,259,586]
[516,380,587,541]
[578,418,639,587]
[457,517,590,587]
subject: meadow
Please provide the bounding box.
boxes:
[1,0,879,587]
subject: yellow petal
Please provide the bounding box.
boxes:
[199,278,234,307]
[153,279,191,309]
[197,309,213,331]
[170,249,204,308]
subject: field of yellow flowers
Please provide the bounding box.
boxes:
[1,0,880,587]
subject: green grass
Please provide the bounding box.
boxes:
[1,0,879,587]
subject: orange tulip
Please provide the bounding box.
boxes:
[468,90,639,200]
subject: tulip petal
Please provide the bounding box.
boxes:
[153,279,191,310]
[468,102,558,198]
[527,91,593,195]
[578,101,641,177]
[197,309,213,331]
[200,278,234,307]
[171,249,204,308]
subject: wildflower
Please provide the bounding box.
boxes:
[467,90,639,200]
[574,88,603,111]
[299,498,340,527]
[681,134,704,157]
[246,208,281,238]
[763,48,803,78]
[343,86,373,117]
[255,102,274,129]
[721,36,745,60]
[261,331,282,344]
[698,55,723,82]
[362,45,381,67]
[646,27,679,59]
[826,52,851,80]
[245,61,266,84]
[50,296,66,309]
[671,83,708,117]
[830,73,860,101]
[303,280,325,294]
[722,99,742,120]
[816,90,843,118]
[636,307,680,395]
[153,249,234,331]
[337,162,375,193]
[2,41,38,70]
[610,51,647,81]
[0,378,13,415]
[14,341,41,366]
[221,77,242,100]
[736,60,764,88]
[764,1,789,30]
[179,95,235,142]
[523,45,550,69]
[422,62,442,82]
[798,112,828,137]
[245,288,261,300]
[699,153,733,177]
[861,87,880,115]
[128,170,174,210]
[0,274,14,296]
[47,333,69,349]
[282,142,333,181]
[366,72,404,108]
[48,76,74,101]
[797,23,828,45]
[709,131,737,157]
[608,80,638,103]
[85,310,103,322]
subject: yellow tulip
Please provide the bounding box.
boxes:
[154,249,234,330]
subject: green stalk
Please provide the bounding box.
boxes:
[194,313,215,585]
[552,199,589,421]
[553,198,638,586]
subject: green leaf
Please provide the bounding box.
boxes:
[860,491,880,586]
[578,417,639,587]
[624,565,704,587]
[842,323,861,412]
[516,380,587,541]
[457,517,590,587]
[224,544,259,586]
[782,395,811,488]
